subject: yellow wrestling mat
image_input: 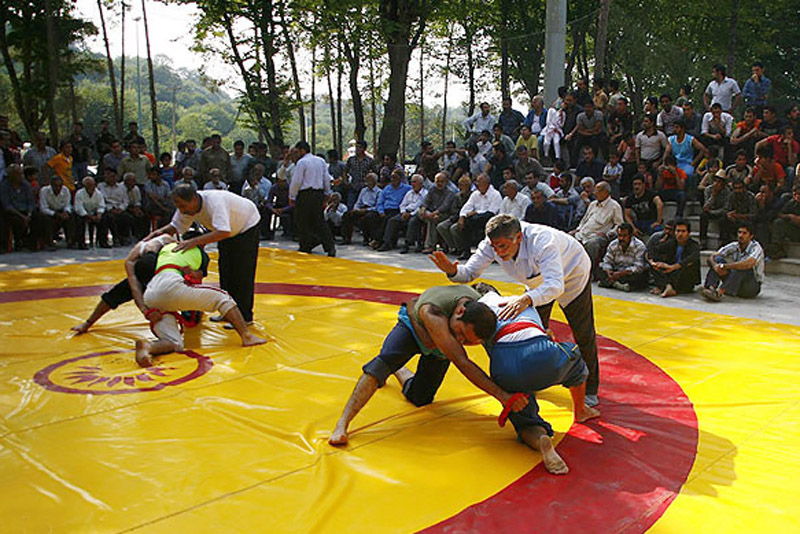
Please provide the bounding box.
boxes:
[0,248,798,533]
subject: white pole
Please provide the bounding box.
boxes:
[544,0,567,107]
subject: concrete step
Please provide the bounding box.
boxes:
[701,251,800,276]
[663,200,702,220]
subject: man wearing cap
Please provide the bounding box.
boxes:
[700,170,731,248]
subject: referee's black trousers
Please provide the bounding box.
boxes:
[295,189,335,255]
[218,223,259,322]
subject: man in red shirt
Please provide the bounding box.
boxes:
[752,144,786,192]
[756,125,798,188]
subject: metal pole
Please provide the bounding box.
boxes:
[544,0,567,107]
[134,16,142,132]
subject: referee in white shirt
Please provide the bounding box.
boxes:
[430,214,601,406]
[146,184,261,323]
[289,141,336,257]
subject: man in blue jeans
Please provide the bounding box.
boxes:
[329,285,527,446]
[701,222,765,301]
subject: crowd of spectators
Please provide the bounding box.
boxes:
[1,61,798,301]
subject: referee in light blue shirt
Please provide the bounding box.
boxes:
[289,141,336,257]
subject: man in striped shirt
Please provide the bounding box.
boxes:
[598,223,648,292]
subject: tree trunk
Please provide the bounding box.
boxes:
[369,50,378,151]
[342,40,366,142]
[336,50,344,155]
[325,46,337,153]
[311,46,316,153]
[120,2,126,132]
[441,26,453,145]
[141,0,159,157]
[0,18,35,137]
[259,2,285,152]
[378,37,412,158]
[499,0,510,101]
[44,0,60,144]
[465,23,476,116]
[97,0,121,138]
[594,0,611,78]
[68,70,78,124]
[728,0,739,76]
[278,3,306,142]
[419,44,424,145]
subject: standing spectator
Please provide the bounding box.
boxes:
[251,142,278,179]
[656,155,688,216]
[46,141,75,192]
[571,181,624,278]
[592,77,609,113]
[441,141,460,176]
[721,179,757,242]
[0,130,16,181]
[265,172,292,239]
[635,114,669,172]
[22,132,56,178]
[118,141,152,186]
[656,94,684,136]
[498,97,525,139]
[675,84,692,107]
[454,173,502,260]
[289,141,336,256]
[463,102,496,140]
[566,100,606,162]
[68,122,93,181]
[344,140,374,208]
[410,172,455,254]
[124,173,148,239]
[0,164,36,250]
[95,119,116,174]
[144,168,174,229]
[122,122,145,149]
[598,222,648,291]
[203,168,229,190]
[742,62,771,117]
[39,175,75,250]
[608,79,624,110]
[417,140,444,180]
[98,168,132,245]
[364,169,410,249]
[324,192,348,239]
[575,77,592,108]
[102,140,128,177]
[542,100,566,161]
[500,179,530,220]
[681,101,703,138]
[230,140,253,193]
[702,222,765,301]
[524,188,562,229]
[341,172,380,245]
[377,153,403,184]
[159,152,176,187]
[241,173,271,239]
[769,184,800,259]
[699,170,731,248]
[198,134,232,186]
[74,176,107,249]
[436,176,473,254]
[624,175,664,238]
[703,64,741,113]
[649,219,700,297]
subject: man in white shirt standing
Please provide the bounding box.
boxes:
[453,173,502,260]
[74,176,107,249]
[703,63,742,113]
[289,141,336,257]
[146,184,262,324]
[571,181,624,278]
[430,214,601,407]
[39,175,76,250]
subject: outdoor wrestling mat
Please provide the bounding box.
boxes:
[0,248,798,533]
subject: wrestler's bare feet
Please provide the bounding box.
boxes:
[241,333,267,347]
[71,322,90,335]
[135,340,154,368]
[328,423,349,446]
[539,435,569,475]
[661,284,677,298]
[575,404,600,423]
[394,366,414,387]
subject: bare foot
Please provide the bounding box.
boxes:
[71,322,90,335]
[135,340,154,368]
[649,287,662,295]
[242,333,268,347]
[575,404,600,423]
[394,366,414,387]
[661,284,677,298]
[328,425,349,446]
[539,435,569,475]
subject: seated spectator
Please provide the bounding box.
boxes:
[699,170,731,248]
[602,151,623,198]
[624,174,664,238]
[467,143,488,178]
[22,132,57,177]
[463,102,496,142]
[416,140,445,182]
[97,168,132,246]
[409,172,456,253]
[475,130,493,159]
[571,181,624,278]
[656,94,684,136]
[575,145,605,183]
[550,172,582,229]
[598,222,648,292]
[759,106,784,137]
[576,176,596,221]
[203,168,229,190]
[515,125,539,160]
[324,192,348,240]
[513,145,545,183]
[174,166,198,189]
[328,149,348,198]
[656,154,687,215]
[118,141,152,186]
[485,143,512,191]
[452,173,501,260]
[681,100,702,138]
[365,169,411,249]
[547,158,568,189]
[608,97,633,149]
[241,164,272,199]
[159,152,176,187]
[492,124,516,158]
[519,170,555,200]
[702,222,764,301]
[524,188,562,229]
[769,184,800,259]
[74,176,107,249]
[726,150,753,186]
[436,175,473,254]
[696,157,723,195]
[750,143,786,193]
[46,140,75,192]
[755,125,798,188]
[143,168,173,229]
[242,172,271,239]
[39,175,75,250]
[700,103,734,164]
[499,179,530,220]
[648,219,700,297]
[123,172,148,239]
[617,131,638,196]
[730,107,764,161]
[230,139,254,192]
[721,178,757,242]
[646,218,675,261]
[377,153,403,186]
[566,100,606,161]
[0,164,37,251]
[635,114,669,173]
[266,172,293,239]
[341,172,380,245]
[379,174,427,253]
[665,118,708,190]
[523,95,547,137]
[754,183,785,245]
